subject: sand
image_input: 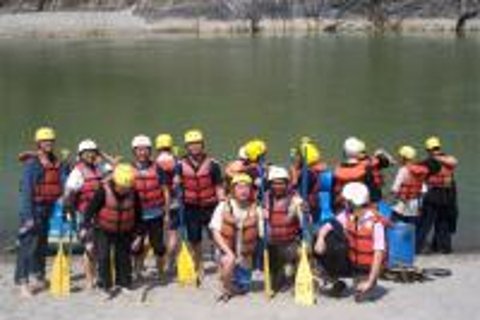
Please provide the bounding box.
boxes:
[0,253,478,320]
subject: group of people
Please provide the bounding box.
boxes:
[14,126,459,302]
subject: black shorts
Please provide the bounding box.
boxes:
[135,217,166,257]
[184,205,215,244]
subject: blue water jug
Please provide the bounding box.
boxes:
[233,264,252,292]
[318,170,335,224]
[377,200,393,220]
[388,222,416,268]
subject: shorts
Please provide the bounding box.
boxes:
[184,205,215,244]
[134,217,166,257]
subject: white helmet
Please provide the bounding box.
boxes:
[77,139,98,154]
[343,136,365,158]
[132,135,152,149]
[268,166,290,182]
[238,146,248,160]
[342,182,369,207]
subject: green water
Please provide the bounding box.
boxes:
[1,35,479,250]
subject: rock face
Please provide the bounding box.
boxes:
[0,1,479,33]
[0,1,478,18]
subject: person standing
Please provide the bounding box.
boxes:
[15,127,69,297]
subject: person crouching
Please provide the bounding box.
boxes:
[314,182,387,301]
[265,166,303,293]
[209,173,264,302]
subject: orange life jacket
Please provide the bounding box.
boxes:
[345,208,386,269]
[220,200,258,256]
[427,162,455,189]
[397,163,428,201]
[334,162,367,208]
[75,162,103,213]
[133,162,165,210]
[97,183,136,233]
[34,153,63,205]
[266,192,300,244]
[181,156,218,208]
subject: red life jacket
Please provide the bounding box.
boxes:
[427,162,455,189]
[266,192,300,244]
[220,200,258,256]
[133,162,165,210]
[34,153,63,205]
[345,208,386,269]
[181,156,218,208]
[97,183,136,233]
[334,163,367,208]
[75,162,103,213]
[397,163,428,201]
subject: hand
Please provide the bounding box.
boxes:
[85,242,94,254]
[314,237,326,255]
[79,228,88,241]
[355,279,374,294]
[19,219,35,235]
[131,236,143,252]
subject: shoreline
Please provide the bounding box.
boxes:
[0,10,480,39]
[0,253,479,319]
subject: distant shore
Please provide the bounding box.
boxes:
[0,9,480,38]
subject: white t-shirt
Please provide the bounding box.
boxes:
[391,166,426,217]
[209,199,265,237]
[336,210,386,251]
[64,162,112,196]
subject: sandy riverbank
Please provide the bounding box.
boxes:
[0,253,478,319]
[1,9,480,38]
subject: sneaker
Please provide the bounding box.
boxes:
[326,280,347,298]
[118,286,134,296]
[19,284,34,298]
[31,278,49,293]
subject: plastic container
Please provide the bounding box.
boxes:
[233,264,252,292]
[388,222,416,268]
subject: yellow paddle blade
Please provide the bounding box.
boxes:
[295,243,315,306]
[49,243,70,297]
[147,245,154,258]
[263,248,273,299]
[176,242,197,287]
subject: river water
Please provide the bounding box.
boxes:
[0,34,478,250]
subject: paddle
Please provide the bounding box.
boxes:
[294,144,315,306]
[258,155,273,300]
[175,163,198,287]
[50,200,71,297]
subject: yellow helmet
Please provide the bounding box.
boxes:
[184,129,204,144]
[155,134,173,150]
[425,136,441,150]
[398,145,417,160]
[35,127,56,142]
[244,139,267,162]
[112,163,135,188]
[231,173,253,186]
[301,142,321,166]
